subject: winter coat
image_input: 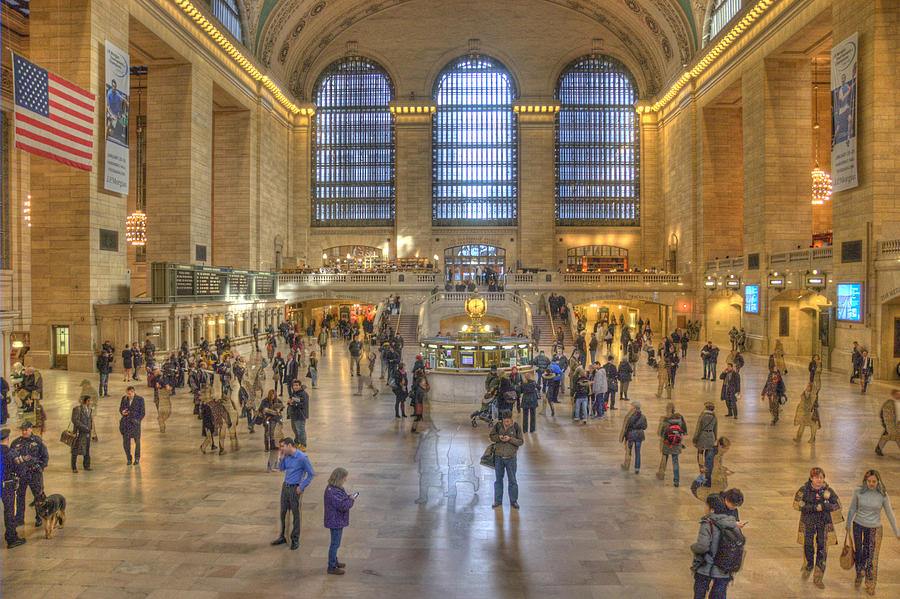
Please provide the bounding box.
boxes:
[70,404,93,455]
[520,380,540,409]
[691,513,739,578]
[591,367,608,395]
[693,410,718,450]
[719,370,741,401]
[658,413,687,455]
[323,484,355,529]
[118,394,145,437]
[617,361,633,383]
[793,481,843,545]
[621,409,647,443]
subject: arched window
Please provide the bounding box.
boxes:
[566,245,628,272]
[705,0,744,44]
[312,57,395,227]
[443,245,506,281]
[433,55,518,227]
[555,55,639,226]
[208,0,243,43]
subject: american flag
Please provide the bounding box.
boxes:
[12,52,95,171]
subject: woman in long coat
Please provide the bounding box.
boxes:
[773,339,787,373]
[762,368,786,425]
[793,467,843,589]
[70,395,93,472]
[794,382,820,443]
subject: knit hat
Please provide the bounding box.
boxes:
[631,401,641,410]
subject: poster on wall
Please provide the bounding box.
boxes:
[744,285,759,314]
[103,41,130,194]
[830,32,858,192]
[836,283,862,322]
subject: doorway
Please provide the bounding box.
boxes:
[51,326,69,370]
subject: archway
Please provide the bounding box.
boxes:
[704,290,742,349]
[768,290,830,358]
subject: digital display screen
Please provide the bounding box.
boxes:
[837,283,862,321]
[744,285,759,313]
[460,354,475,366]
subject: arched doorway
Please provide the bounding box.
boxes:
[443,245,505,282]
[705,290,742,348]
[768,290,830,358]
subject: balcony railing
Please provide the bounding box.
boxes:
[879,239,900,259]
[706,247,833,274]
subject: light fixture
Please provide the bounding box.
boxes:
[126,210,147,245]
[22,194,32,227]
[810,58,833,206]
[323,253,328,260]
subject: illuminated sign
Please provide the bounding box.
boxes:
[768,278,785,287]
[837,283,862,322]
[744,285,759,314]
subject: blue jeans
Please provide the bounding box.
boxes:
[99,372,109,396]
[628,440,642,471]
[574,396,588,420]
[328,527,343,568]
[663,453,680,484]
[493,456,518,505]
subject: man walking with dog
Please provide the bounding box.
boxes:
[10,421,48,528]
[2,428,26,548]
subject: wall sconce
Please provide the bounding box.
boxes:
[23,194,32,227]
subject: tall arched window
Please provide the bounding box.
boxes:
[208,0,243,43]
[312,57,395,227]
[433,55,518,227]
[705,0,744,44]
[555,55,639,226]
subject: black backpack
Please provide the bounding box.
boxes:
[710,519,745,574]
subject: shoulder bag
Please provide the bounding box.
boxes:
[840,514,856,570]
[60,424,77,447]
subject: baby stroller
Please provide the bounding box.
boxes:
[470,394,497,428]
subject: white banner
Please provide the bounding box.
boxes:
[830,32,858,192]
[104,41,130,194]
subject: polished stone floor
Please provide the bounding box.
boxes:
[2,337,899,599]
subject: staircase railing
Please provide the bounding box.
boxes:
[543,295,557,345]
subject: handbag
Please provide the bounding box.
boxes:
[479,443,496,468]
[840,516,856,570]
[60,425,77,448]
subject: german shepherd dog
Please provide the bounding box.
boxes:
[34,494,67,539]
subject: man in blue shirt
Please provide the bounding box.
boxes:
[271,438,314,550]
[546,358,563,405]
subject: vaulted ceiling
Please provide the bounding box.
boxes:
[237,0,709,99]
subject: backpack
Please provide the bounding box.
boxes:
[710,520,746,574]
[664,423,683,446]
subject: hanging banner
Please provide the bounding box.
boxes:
[104,41,130,194]
[830,32,858,192]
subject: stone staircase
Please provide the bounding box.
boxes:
[531,314,555,348]
[388,313,419,343]
[550,314,574,348]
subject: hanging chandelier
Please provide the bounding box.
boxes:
[810,58,833,206]
[810,166,832,205]
[126,210,147,246]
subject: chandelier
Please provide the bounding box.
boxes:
[126,210,147,245]
[810,58,833,206]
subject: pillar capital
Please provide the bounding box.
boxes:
[390,100,436,125]
[513,99,559,125]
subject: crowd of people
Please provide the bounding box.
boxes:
[2,306,899,595]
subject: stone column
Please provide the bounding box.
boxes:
[639,109,663,268]
[212,108,252,268]
[28,0,130,371]
[146,63,213,266]
[289,109,313,265]
[515,102,557,271]
[392,102,435,259]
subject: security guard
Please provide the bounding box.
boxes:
[10,421,48,527]
[2,428,26,548]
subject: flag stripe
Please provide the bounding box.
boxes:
[15,140,92,170]
[48,99,93,125]
[49,86,94,112]
[49,112,93,137]
[15,112,93,149]
[15,126,93,159]
[48,91,96,123]
[48,73,95,102]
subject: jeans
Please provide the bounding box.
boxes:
[522,407,536,432]
[394,391,406,417]
[574,396,588,420]
[605,389,617,409]
[852,522,882,582]
[310,368,318,387]
[350,357,361,376]
[291,419,307,447]
[547,380,560,404]
[592,394,606,417]
[280,483,302,543]
[663,453,680,484]
[493,456,518,505]
[703,361,712,379]
[620,380,630,401]
[99,372,109,396]
[328,527,343,568]
[628,440,642,471]
[693,572,729,599]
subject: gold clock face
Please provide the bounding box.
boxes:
[466,296,487,318]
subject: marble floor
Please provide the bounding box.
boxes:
[1,338,899,599]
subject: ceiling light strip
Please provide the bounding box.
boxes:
[638,0,776,114]
[171,0,306,115]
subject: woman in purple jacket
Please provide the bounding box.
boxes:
[324,467,356,575]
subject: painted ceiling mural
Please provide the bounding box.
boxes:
[238,0,699,99]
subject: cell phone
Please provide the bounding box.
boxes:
[353,492,360,498]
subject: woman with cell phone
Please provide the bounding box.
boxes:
[324,467,357,575]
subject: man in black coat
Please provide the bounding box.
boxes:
[271,352,286,395]
[283,353,299,393]
[2,428,25,548]
[119,387,145,465]
[96,352,112,397]
[287,380,310,448]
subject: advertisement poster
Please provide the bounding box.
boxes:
[104,41,129,194]
[830,32,858,192]
[836,283,862,322]
[744,285,759,314]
